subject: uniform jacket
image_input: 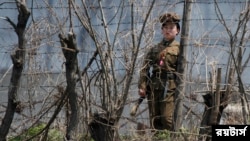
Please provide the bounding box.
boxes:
[138,39,180,90]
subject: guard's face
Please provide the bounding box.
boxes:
[162,23,179,41]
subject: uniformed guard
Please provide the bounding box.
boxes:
[138,12,181,131]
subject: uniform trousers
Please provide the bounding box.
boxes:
[147,79,176,131]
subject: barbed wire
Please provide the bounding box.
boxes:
[0,18,244,31]
[0,0,247,10]
[0,1,249,71]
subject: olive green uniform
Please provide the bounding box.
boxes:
[138,39,180,130]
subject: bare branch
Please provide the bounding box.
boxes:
[0,1,16,6]
[5,17,17,30]
[214,0,233,38]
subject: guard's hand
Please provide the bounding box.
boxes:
[139,89,146,97]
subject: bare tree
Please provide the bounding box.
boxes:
[1,1,249,141]
[199,1,250,140]
[214,0,250,124]
[71,0,157,140]
[58,31,79,140]
[0,1,30,140]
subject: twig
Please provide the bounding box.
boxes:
[0,1,16,6]
[0,64,13,84]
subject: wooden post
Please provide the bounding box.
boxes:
[210,68,221,124]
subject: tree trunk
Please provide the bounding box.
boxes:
[59,32,79,140]
[210,68,221,124]
[0,1,30,141]
[173,0,192,131]
[88,113,116,141]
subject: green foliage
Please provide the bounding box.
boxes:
[48,128,64,141]
[78,133,95,141]
[119,134,133,140]
[9,123,64,141]
[153,130,171,140]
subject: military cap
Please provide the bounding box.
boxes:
[159,12,180,24]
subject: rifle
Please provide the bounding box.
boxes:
[130,96,145,116]
[130,72,151,116]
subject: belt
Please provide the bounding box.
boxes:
[152,72,175,80]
